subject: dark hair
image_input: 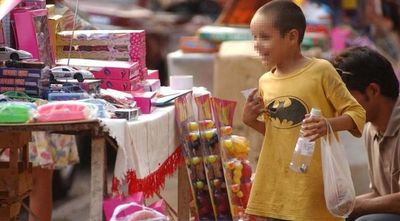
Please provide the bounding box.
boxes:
[333,46,399,100]
[257,0,306,44]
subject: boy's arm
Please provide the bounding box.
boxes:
[242,89,266,135]
[243,119,265,135]
[327,114,356,133]
[302,114,357,141]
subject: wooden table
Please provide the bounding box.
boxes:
[0,120,106,221]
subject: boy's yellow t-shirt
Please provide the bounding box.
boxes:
[245,58,365,221]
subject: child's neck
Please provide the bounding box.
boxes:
[273,54,310,76]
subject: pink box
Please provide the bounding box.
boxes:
[11,8,55,66]
[56,30,146,78]
[133,91,157,114]
[139,79,160,92]
[57,58,140,80]
[103,192,144,221]
[101,78,140,91]
[146,69,159,80]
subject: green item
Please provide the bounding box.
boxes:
[2,91,37,102]
[0,103,31,123]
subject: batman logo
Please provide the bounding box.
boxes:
[266,96,308,129]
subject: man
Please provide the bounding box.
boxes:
[333,46,400,221]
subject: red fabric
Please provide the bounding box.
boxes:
[112,146,184,198]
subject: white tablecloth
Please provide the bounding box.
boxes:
[100,106,178,180]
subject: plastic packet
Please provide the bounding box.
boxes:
[0,102,36,123]
[110,201,168,221]
[194,94,231,220]
[211,97,252,220]
[35,101,98,122]
[175,92,214,220]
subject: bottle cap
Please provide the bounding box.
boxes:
[310,108,321,117]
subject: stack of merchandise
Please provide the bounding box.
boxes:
[56,30,147,79]
[175,92,253,220]
[0,65,48,98]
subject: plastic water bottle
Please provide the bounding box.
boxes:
[289,108,322,173]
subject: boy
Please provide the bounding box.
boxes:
[242,1,366,220]
[333,46,400,221]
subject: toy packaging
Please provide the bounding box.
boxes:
[11,8,55,66]
[57,58,140,81]
[35,101,97,122]
[194,94,231,220]
[211,97,253,221]
[175,92,214,220]
[0,102,35,123]
[175,92,253,220]
[56,30,146,79]
[0,67,48,98]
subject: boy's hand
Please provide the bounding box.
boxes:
[301,114,327,141]
[242,89,265,126]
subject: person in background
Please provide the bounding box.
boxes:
[333,46,400,221]
[242,1,365,220]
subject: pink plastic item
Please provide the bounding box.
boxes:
[148,199,167,215]
[36,102,89,122]
[103,192,144,221]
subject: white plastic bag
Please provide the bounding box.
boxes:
[110,201,169,221]
[321,121,356,218]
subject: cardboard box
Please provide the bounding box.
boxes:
[101,77,140,91]
[146,69,159,80]
[133,91,156,114]
[48,14,64,57]
[11,8,55,66]
[57,58,140,80]
[56,30,146,78]
[0,67,42,78]
[0,67,46,97]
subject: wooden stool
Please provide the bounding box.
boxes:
[0,131,32,221]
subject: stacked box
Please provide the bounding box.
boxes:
[11,8,55,66]
[0,67,47,97]
[56,30,146,79]
[56,58,141,92]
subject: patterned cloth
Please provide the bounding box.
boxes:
[0,132,79,169]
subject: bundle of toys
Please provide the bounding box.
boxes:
[175,92,253,221]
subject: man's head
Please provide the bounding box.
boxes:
[333,46,399,121]
[250,0,306,67]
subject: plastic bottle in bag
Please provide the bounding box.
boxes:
[289,108,321,173]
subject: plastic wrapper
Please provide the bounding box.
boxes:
[0,101,36,123]
[194,94,231,220]
[35,101,98,122]
[175,92,214,220]
[81,98,114,118]
[109,201,168,221]
[211,97,253,220]
[321,121,355,218]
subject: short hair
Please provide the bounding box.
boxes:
[256,0,306,44]
[333,46,399,100]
